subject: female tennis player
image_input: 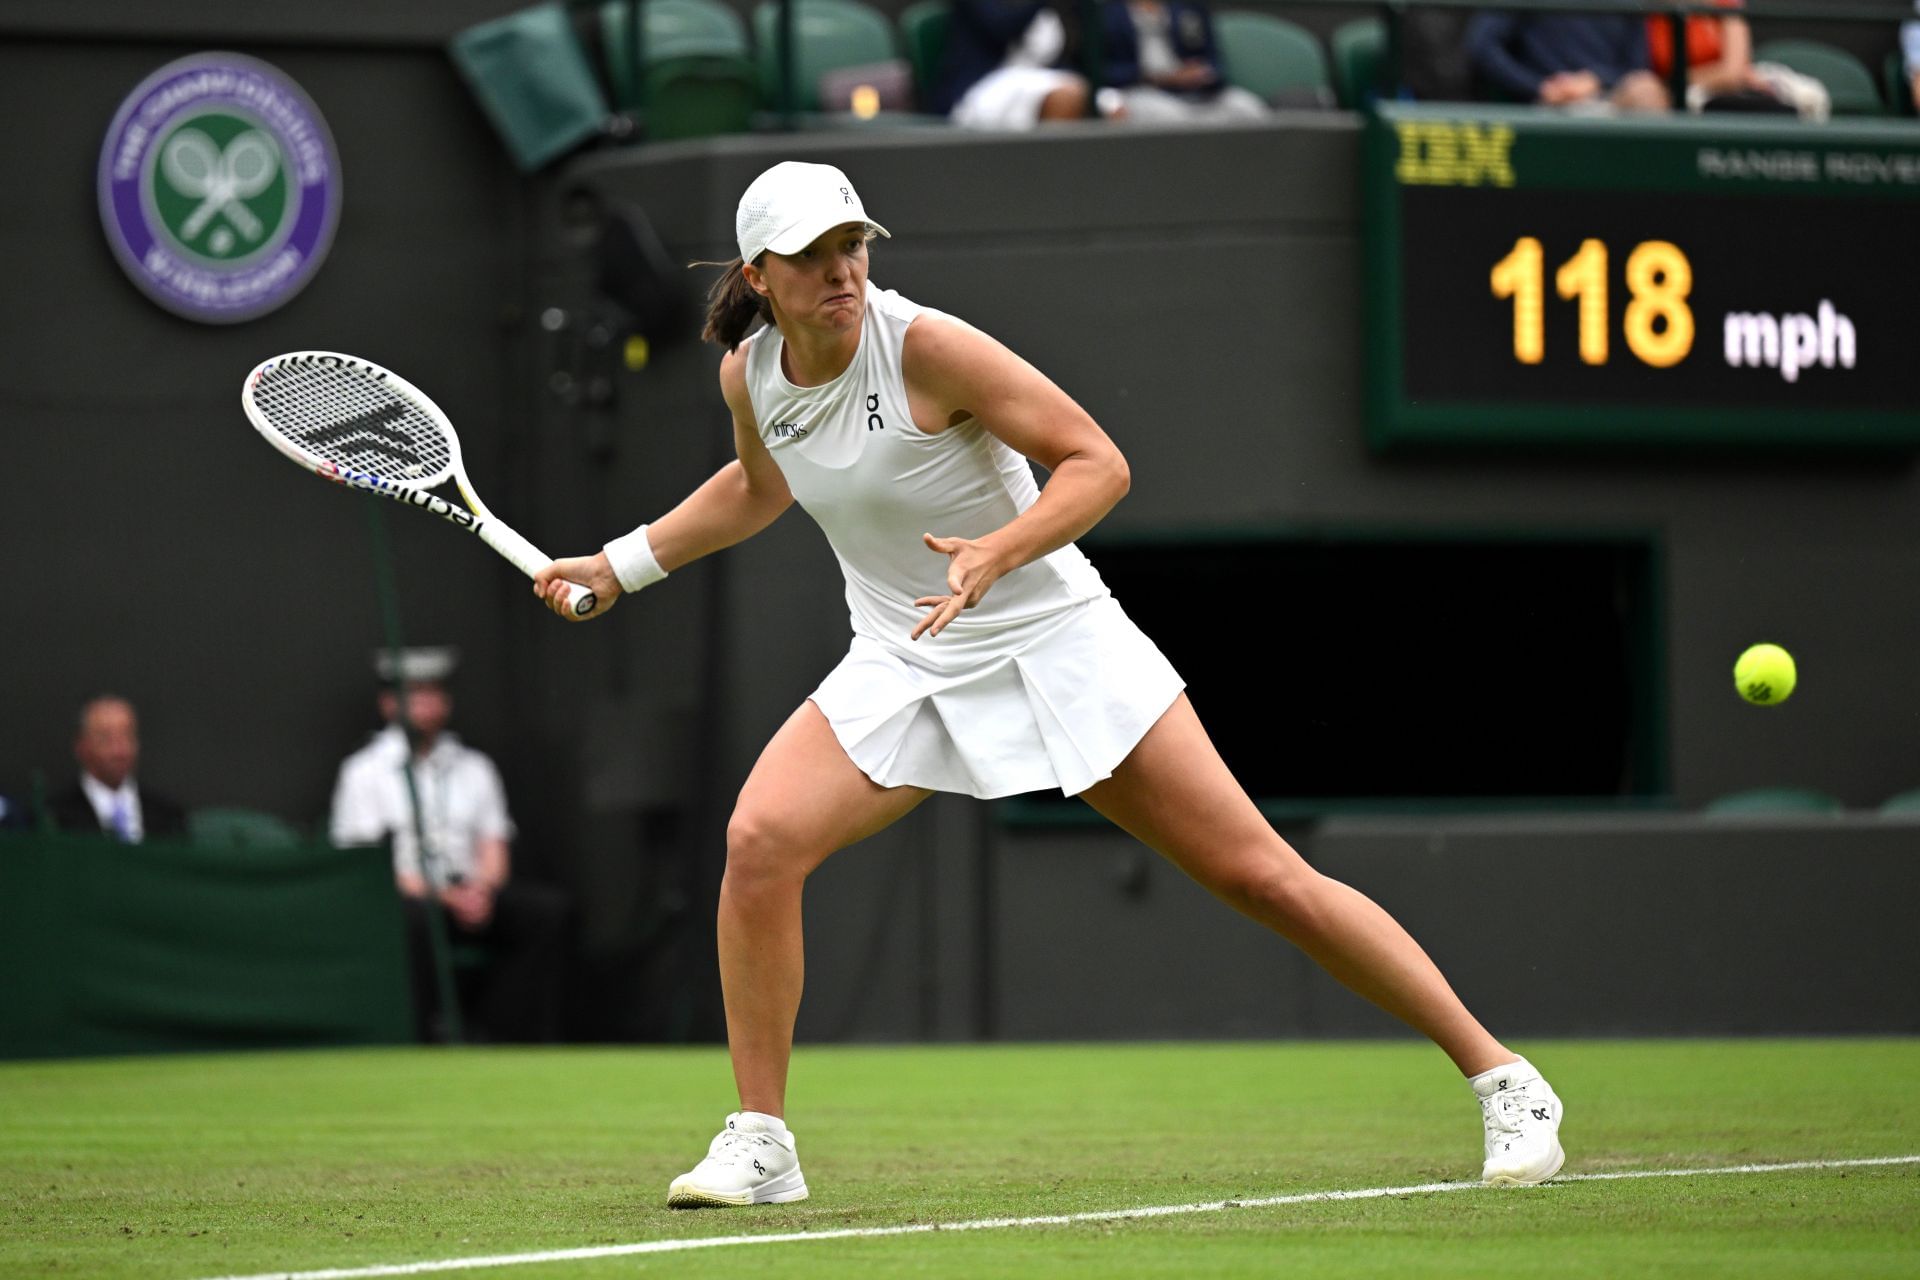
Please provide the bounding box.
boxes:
[534,161,1566,1206]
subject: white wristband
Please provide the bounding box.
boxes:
[603,523,668,593]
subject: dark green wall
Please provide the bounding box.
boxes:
[534,124,1920,821]
[0,35,535,834]
[525,126,1920,1041]
[993,816,1920,1038]
[5,8,1918,1042]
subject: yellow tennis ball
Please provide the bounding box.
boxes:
[1734,643,1796,706]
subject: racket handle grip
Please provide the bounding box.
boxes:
[478,520,601,620]
[558,580,599,618]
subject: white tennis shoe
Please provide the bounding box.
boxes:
[667,1112,809,1208]
[1473,1058,1566,1186]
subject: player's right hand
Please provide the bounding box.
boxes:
[534,551,622,621]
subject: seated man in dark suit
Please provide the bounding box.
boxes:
[48,695,187,842]
[1465,7,1668,111]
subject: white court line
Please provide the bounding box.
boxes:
[198,1155,1920,1280]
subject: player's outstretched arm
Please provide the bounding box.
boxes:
[534,348,793,621]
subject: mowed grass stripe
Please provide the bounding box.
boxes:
[195,1155,1920,1280]
[7,1041,1915,1280]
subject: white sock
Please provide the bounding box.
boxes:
[1469,1058,1535,1096]
[739,1110,790,1136]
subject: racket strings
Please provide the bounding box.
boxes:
[252,363,454,484]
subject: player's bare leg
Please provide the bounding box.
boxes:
[671,700,930,1207]
[1078,693,1565,1184]
[1079,694,1504,1069]
[720,700,931,1115]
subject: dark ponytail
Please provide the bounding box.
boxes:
[698,256,772,350]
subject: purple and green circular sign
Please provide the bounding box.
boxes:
[98,53,341,324]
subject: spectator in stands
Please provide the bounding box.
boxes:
[329,647,570,1043]
[1645,0,1787,112]
[1098,0,1270,121]
[1904,2,1920,111]
[934,0,1121,127]
[1465,8,1669,112]
[48,695,187,842]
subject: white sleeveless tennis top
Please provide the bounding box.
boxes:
[743,282,1108,658]
[743,282,1183,798]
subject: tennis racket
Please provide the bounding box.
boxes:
[241,350,598,618]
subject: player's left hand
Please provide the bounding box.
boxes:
[912,532,1006,641]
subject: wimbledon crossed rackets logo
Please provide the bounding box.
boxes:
[99,53,339,324]
[155,122,283,257]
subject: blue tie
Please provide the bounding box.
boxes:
[109,794,133,843]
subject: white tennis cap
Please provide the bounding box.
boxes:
[736,161,890,263]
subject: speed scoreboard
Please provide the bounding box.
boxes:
[1363,104,1920,449]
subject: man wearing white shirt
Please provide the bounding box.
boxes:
[48,696,186,842]
[329,648,569,1043]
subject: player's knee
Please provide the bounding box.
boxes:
[723,809,810,893]
[1217,861,1323,929]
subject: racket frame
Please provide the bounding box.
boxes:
[241,351,596,616]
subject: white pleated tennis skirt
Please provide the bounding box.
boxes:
[810,596,1185,799]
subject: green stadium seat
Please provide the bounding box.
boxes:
[1878,787,1920,814]
[753,0,900,113]
[187,807,305,849]
[899,0,951,112]
[1702,787,1845,816]
[1331,17,1385,110]
[1213,11,1334,108]
[598,0,759,139]
[449,2,613,171]
[601,0,749,80]
[647,56,762,138]
[1755,39,1884,116]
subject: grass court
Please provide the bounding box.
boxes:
[4,1038,1916,1279]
